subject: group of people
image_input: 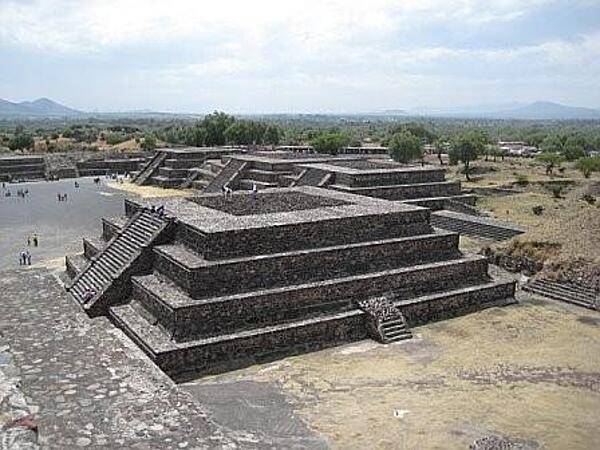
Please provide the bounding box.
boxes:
[19,250,32,266]
[147,204,166,216]
[1,183,29,198]
[27,233,39,247]
[57,193,68,202]
[19,234,39,266]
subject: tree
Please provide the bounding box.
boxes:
[388,131,423,164]
[264,124,281,147]
[575,156,600,178]
[8,133,34,151]
[450,130,487,180]
[141,133,156,150]
[537,152,564,176]
[201,111,235,146]
[224,122,251,145]
[184,126,207,147]
[563,137,585,161]
[310,132,350,155]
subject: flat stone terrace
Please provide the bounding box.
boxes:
[128,187,432,259]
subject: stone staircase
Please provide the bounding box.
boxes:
[359,296,413,344]
[132,152,167,185]
[204,159,247,193]
[292,168,327,187]
[379,316,412,343]
[523,278,598,310]
[179,169,201,189]
[431,210,525,241]
[67,210,173,316]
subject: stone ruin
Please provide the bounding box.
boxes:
[65,182,515,379]
[0,155,46,181]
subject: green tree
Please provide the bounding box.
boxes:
[201,111,236,146]
[311,132,350,155]
[141,133,156,150]
[575,156,600,178]
[264,124,281,147]
[388,131,423,164]
[563,136,585,161]
[450,130,487,180]
[224,122,251,145]
[537,152,564,176]
[8,133,34,151]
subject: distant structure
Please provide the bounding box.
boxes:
[498,141,540,157]
[0,155,46,181]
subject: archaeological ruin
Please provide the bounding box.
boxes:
[65,148,517,379]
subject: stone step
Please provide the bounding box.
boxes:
[403,194,477,211]
[431,210,525,241]
[133,255,490,341]
[529,279,597,301]
[109,303,367,378]
[329,181,461,200]
[153,231,461,297]
[110,279,514,378]
[523,281,597,309]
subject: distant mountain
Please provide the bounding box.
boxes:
[0,97,82,117]
[491,101,600,120]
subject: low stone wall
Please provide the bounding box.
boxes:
[399,282,515,326]
[333,181,461,200]
[336,169,445,187]
[157,311,368,378]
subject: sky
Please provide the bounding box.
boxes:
[1,0,599,113]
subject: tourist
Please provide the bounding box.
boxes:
[32,234,38,247]
[74,181,79,188]
[25,251,31,266]
[156,205,165,216]
[27,236,31,247]
[19,251,26,266]
[82,288,96,303]
[251,183,258,199]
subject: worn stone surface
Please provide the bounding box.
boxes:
[0,268,325,448]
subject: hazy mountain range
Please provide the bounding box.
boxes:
[1,98,600,120]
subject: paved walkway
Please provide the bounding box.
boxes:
[0,268,327,449]
[0,269,237,449]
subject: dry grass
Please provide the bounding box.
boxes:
[197,298,600,449]
[106,180,193,198]
[445,157,586,189]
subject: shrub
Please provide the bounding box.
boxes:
[515,174,529,186]
[575,156,600,178]
[532,205,544,215]
[581,194,596,205]
[549,184,564,198]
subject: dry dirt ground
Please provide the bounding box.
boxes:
[190,287,600,450]
[105,180,193,198]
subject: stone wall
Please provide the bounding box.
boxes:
[154,233,460,297]
[138,257,489,341]
[156,311,368,378]
[176,210,433,260]
[336,169,445,187]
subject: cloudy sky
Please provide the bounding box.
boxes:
[1,0,599,113]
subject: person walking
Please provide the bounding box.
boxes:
[25,250,31,266]
[19,251,26,266]
[27,236,31,247]
[32,233,38,247]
